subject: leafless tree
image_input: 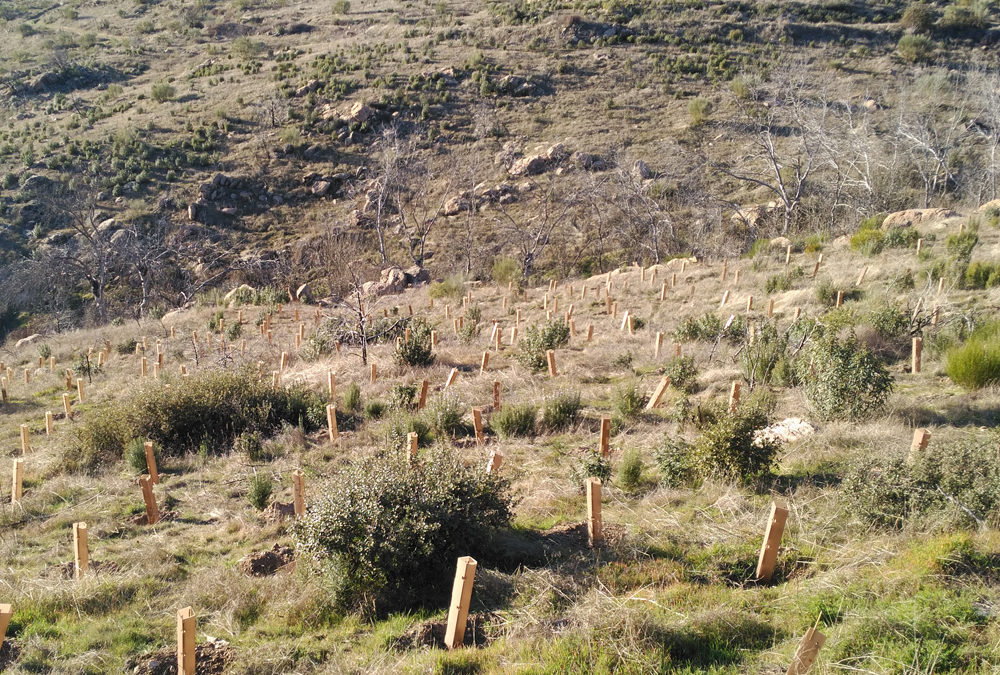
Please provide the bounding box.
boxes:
[967,65,1000,204]
[491,178,579,281]
[365,124,410,265]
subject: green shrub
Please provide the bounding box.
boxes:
[394,318,435,367]
[429,391,465,437]
[946,321,1000,389]
[963,261,1000,289]
[867,304,910,341]
[614,382,645,421]
[37,343,52,360]
[674,313,745,342]
[73,369,322,472]
[514,321,570,371]
[884,226,919,249]
[618,448,644,491]
[900,1,935,32]
[655,437,696,488]
[896,34,935,63]
[741,322,787,388]
[125,438,149,474]
[946,228,978,260]
[294,449,513,614]
[235,430,268,462]
[572,450,612,484]
[664,355,699,393]
[540,392,581,432]
[342,382,362,412]
[814,279,861,306]
[388,384,417,410]
[492,403,537,437]
[364,400,387,420]
[850,226,885,256]
[150,81,176,103]
[116,339,139,355]
[384,413,433,451]
[225,322,242,341]
[804,335,893,421]
[457,320,481,344]
[428,275,464,300]
[492,257,522,288]
[688,97,712,126]
[247,471,273,511]
[692,400,777,485]
[332,0,351,14]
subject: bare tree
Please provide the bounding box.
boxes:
[491,178,579,281]
[365,124,410,265]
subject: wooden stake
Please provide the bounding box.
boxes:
[327,371,336,400]
[77,378,85,402]
[768,298,775,317]
[418,380,429,409]
[24,368,30,385]
[546,349,557,376]
[272,370,280,389]
[909,428,931,461]
[726,380,741,412]
[912,337,922,374]
[486,449,503,473]
[73,522,89,579]
[747,295,754,312]
[177,606,196,675]
[472,407,485,445]
[793,307,801,321]
[916,237,923,254]
[660,282,667,301]
[45,411,53,436]
[619,310,630,331]
[755,500,788,582]
[139,475,159,525]
[586,324,594,342]
[586,477,603,547]
[720,289,730,307]
[20,425,29,454]
[444,556,478,650]
[63,393,72,418]
[142,441,159,484]
[721,259,728,282]
[599,417,611,457]
[0,604,10,647]
[326,404,338,442]
[856,266,868,286]
[480,351,489,374]
[11,458,23,503]
[493,381,502,410]
[786,621,825,675]
[646,377,671,410]
[785,245,792,265]
[293,470,305,517]
[445,368,458,388]
[654,331,663,358]
[407,431,419,460]
[811,254,823,278]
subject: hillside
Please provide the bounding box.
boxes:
[2,0,1000,334]
[1,204,1000,672]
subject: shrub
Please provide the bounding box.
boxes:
[394,318,435,367]
[73,369,322,472]
[540,392,581,431]
[664,355,699,393]
[492,403,537,437]
[125,438,149,474]
[247,471,273,511]
[674,313,745,343]
[514,321,570,371]
[618,448,644,491]
[867,304,910,341]
[804,335,893,421]
[384,413,433,451]
[850,226,886,256]
[741,322,787,388]
[332,0,351,14]
[364,400,386,420]
[692,400,777,485]
[655,437,696,487]
[688,97,712,126]
[492,257,522,288]
[896,34,935,63]
[428,275,464,300]
[963,261,1000,289]
[294,449,513,614]
[235,430,268,462]
[429,391,465,437]
[225,322,242,341]
[150,81,176,103]
[342,382,362,412]
[614,382,645,421]
[946,321,1000,389]
[116,339,139,355]
[388,384,417,410]
[572,450,612,484]
[900,2,935,33]
[843,454,914,528]
[37,343,52,360]
[814,279,860,306]
[946,228,978,259]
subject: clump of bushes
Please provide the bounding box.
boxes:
[664,355,699,393]
[540,392,581,431]
[613,382,645,421]
[394,318,435,367]
[674,312,745,342]
[845,435,1000,529]
[946,321,1000,389]
[428,275,465,300]
[429,391,466,437]
[618,448,645,491]
[73,369,322,472]
[691,399,777,485]
[492,403,537,437]
[294,449,513,614]
[655,437,697,488]
[741,322,787,388]
[514,321,570,371]
[804,335,893,421]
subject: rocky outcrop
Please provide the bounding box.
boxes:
[295,283,314,303]
[15,334,42,349]
[360,266,430,298]
[882,208,958,229]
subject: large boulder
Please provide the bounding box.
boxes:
[223,284,254,305]
[882,208,958,229]
[405,266,430,285]
[442,194,472,216]
[15,334,42,349]
[296,283,314,304]
[509,154,548,177]
[362,267,408,297]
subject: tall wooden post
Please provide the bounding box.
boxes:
[646,377,671,410]
[546,350,557,377]
[327,404,338,442]
[370,362,377,384]
[599,417,611,457]
[472,407,485,445]
[768,298,775,318]
[73,522,89,579]
[63,393,72,418]
[856,266,868,286]
[480,352,489,374]
[486,449,503,473]
[586,477,603,547]
[418,380,429,410]
[20,425,29,454]
[0,603,12,647]
[729,381,741,412]
[912,337,922,374]
[293,470,305,517]
[11,458,23,503]
[445,368,458,388]
[139,475,159,525]
[654,332,663,358]
[76,378,85,403]
[144,441,159,484]
[493,381,502,410]
[909,428,930,461]
[407,431,419,460]
[720,290,730,307]
[45,411,53,436]
[755,500,788,582]
[177,607,196,675]
[444,556,478,650]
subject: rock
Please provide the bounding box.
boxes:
[362,266,409,297]
[295,283,314,303]
[311,180,332,196]
[404,266,430,285]
[882,208,959,229]
[262,501,296,522]
[509,154,548,177]
[443,195,472,216]
[295,79,320,97]
[979,198,1000,213]
[15,334,41,348]
[497,74,536,97]
[755,418,816,446]
[731,204,780,229]
[347,101,374,125]
[96,217,118,234]
[571,152,607,171]
[831,234,851,249]
[634,160,652,179]
[220,207,238,216]
[188,203,200,222]
[223,284,254,305]
[769,236,792,250]
[545,143,569,162]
